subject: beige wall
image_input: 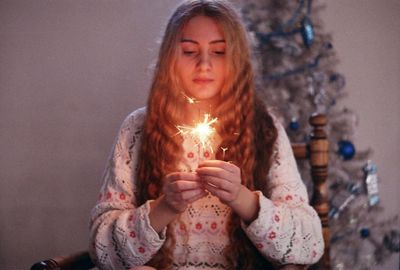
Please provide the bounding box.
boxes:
[0,0,398,269]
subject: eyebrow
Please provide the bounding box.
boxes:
[180,38,226,44]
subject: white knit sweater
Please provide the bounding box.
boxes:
[89,107,324,269]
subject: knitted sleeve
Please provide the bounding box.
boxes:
[242,119,324,265]
[89,108,166,270]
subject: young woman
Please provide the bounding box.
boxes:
[89,1,324,269]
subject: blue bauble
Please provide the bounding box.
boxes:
[338,140,356,160]
[289,119,300,131]
[360,228,370,239]
[329,73,346,91]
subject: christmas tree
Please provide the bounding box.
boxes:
[237,0,399,269]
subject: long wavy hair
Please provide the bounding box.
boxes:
[135,0,278,269]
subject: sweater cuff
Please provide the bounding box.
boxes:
[241,191,275,238]
[139,200,167,245]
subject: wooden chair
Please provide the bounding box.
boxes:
[292,114,330,270]
[30,114,330,270]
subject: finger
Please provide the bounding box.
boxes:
[165,172,200,182]
[198,160,225,168]
[202,175,234,192]
[168,191,186,203]
[180,188,205,201]
[205,183,231,201]
[196,167,231,180]
[198,160,239,174]
[186,190,208,203]
[169,180,203,192]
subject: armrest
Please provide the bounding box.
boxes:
[30,251,95,270]
[292,142,309,159]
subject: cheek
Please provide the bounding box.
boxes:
[176,61,189,79]
[177,58,194,75]
[215,60,227,82]
[176,62,193,90]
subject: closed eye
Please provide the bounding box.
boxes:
[183,51,197,55]
[213,51,225,55]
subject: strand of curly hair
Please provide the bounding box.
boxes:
[134,0,278,268]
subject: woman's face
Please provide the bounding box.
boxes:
[176,15,227,104]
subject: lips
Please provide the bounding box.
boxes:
[193,77,214,84]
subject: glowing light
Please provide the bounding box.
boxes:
[181,92,198,104]
[176,114,218,152]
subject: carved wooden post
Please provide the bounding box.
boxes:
[309,114,330,270]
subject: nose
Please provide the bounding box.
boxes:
[197,51,211,71]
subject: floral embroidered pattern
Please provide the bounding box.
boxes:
[268,231,277,240]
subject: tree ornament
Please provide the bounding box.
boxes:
[347,182,362,195]
[338,140,356,160]
[328,182,360,219]
[289,118,300,131]
[328,191,355,219]
[363,160,380,206]
[325,42,333,50]
[301,16,314,48]
[383,230,400,252]
[360,227,370,239]
[329,73,346,91]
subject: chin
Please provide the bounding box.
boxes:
[195,96,220,106]
[189,91,219,101]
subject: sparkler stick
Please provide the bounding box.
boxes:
[221,147,228,161]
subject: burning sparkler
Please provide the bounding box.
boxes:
[176,114,218,154]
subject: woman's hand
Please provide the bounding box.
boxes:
[196,160,260,223]
[149,172,207,232]
[162,172,207,213]
[196,160,242,205]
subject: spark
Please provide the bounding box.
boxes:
[181,92,198,104]
[176,114,218,152]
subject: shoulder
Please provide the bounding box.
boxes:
[114,107,147,146]
[266,108,284,128]
[265,108,287,139]
[253,99,284,133]
[120,107,147,131]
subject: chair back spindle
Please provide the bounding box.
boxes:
[292,114,330,270]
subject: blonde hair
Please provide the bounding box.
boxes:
[136,1,277,269]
